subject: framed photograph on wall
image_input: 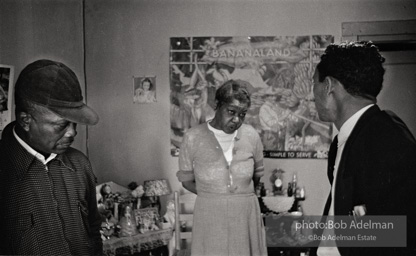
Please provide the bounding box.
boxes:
[0,64,14,136]
[133,76,157,104]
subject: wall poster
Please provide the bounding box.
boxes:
[0,64,14,136]
[170,36,334,159]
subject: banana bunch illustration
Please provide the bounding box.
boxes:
[293,63,314,101]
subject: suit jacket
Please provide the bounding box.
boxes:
[321,105,416,256]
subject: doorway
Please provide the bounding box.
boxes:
[342,20,416,137]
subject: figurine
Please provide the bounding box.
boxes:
[99,184,115,210]
[128,182,145,209]
[163,200,176,256]
[163,200,175,228]
[131,185,144,198]
[100,219,116,240]
[100,183,112,199]
[118,204,138,237]
[270,168,285,195]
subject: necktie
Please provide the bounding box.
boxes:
[316,135,342,255]
[327,135,338,185]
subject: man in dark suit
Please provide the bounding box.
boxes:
[312,41,416,256]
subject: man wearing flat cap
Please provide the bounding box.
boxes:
[0,59,102,255]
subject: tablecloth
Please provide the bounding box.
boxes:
[103,228,173,256]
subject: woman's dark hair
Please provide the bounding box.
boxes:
[316,41,385,99]
[141,78,153,90]
[215,79,251,110]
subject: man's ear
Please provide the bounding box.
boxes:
[324,76,338,95]
[16,112,32,131]
[214,100,219,110]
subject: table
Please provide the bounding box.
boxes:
[103,228,173,256]
[265,214,313,256]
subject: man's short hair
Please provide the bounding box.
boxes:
[316,41,385,99]
[15,97,50,118]
[15,96,37,116]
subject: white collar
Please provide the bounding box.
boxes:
[337,104,374,147]
[13,126,57,165]
[207,121,237,138]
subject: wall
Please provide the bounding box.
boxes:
[0,0,87,153]
[379,51,416,137]
[84,0,416,215]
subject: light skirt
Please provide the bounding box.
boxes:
[191,192,267,256]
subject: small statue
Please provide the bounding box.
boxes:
[118,205,138,237]
[163,200,175,229]
[100,183,112,197]
[98,184,117,221]
[102,220,115,239]
[163,200,176,256]
[149,212,160,231]
[270,168,285,195]
[128,182,145,209]
[131,185,144,198]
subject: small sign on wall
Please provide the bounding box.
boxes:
[133,76,157,104]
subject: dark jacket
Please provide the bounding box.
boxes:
[0,122,103,255]
[319,105,416,256]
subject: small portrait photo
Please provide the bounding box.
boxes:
[133,76,157,104]
[0,66,12,112]
[0,64,14,134]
